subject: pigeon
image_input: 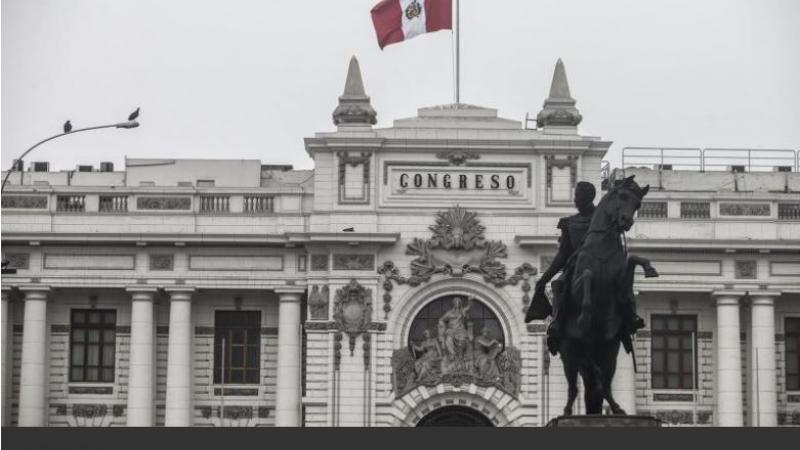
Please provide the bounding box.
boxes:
[128,107,140,121]
[63,120,72,133]
[342,227,355,232]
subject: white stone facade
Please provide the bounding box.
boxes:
[1,60,799,427]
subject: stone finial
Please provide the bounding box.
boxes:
[332,56,377,127]
[536,58,583,129]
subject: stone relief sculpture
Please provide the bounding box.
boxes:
[391,296,521,398]
[333,279,372,355]
[378,205,537,318]
[308,285,329,320]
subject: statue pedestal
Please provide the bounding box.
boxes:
[546,415,662,427]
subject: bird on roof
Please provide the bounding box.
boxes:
[128,107,140,121]
[63,120,72,133]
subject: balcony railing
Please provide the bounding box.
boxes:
[99,195,128,213]
[56,195,85,213]
[243,195,274,214]
[778,203,800,220]
[199,195,230,214]
[638,201,668,219]
[680,202,710,219]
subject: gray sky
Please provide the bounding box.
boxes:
[2,0,799,171]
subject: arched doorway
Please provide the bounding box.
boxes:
[416,406,494,427]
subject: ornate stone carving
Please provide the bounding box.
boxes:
[4,253,29,269]
[112,404,125,417]
[778,411,800,425]
[734,260,757,279]
[696,411,713,425]
[391,311,521,398]
[333,280,372,355]
[653,410,693,425]
[406,205,508,282]
[1,195,48,209]
[434,151,480,166]
[222,406,253,420]
[149,254,174,271]
[308,285,330,320]
[310,254,329,271]
[536,59,582,128]
[337,152,371,204]
[377,206,536,317]
[332,57,377,126]
[136,196,191,210]
[333,254,374,271]
[72,404,108,418]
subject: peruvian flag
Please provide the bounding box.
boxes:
[371,0,452,50]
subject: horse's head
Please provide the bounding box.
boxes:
[606,175,650,232]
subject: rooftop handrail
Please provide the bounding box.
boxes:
[620,147,798,172]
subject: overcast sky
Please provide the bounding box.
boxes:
[2,0,799,172]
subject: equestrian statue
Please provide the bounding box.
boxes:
[526,175,658,415]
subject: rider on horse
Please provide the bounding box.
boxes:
[526,181,645,355]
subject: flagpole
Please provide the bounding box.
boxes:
[455,0,460,105]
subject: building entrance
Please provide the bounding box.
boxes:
[416,406,494,427]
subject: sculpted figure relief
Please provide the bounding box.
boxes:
[474,327,502,381]
[391,296,521,397]
[411,329,442,382]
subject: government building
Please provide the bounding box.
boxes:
[1,58,798,427]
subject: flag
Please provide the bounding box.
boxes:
[371,0,452,50]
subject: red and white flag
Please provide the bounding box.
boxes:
[371,0,452,50]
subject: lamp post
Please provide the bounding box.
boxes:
[1,110,140,193]
[1,109,140,271]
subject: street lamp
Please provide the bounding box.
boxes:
[1,108,141,193]
[1,108,140,271]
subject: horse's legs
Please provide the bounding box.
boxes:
[588,363,605,414]
[575,268,594,334]
[561,340,580,416]
[580,362,603,415]
[601,340,627,415]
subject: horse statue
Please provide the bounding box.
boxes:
[557,175,658,415]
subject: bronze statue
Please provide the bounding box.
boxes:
[555,175,658,415]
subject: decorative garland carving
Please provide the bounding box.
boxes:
[333,280,372,355]
[377,206,537,318]
[434,151,480,166]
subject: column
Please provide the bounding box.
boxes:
[612,345,637,414]
[714,291,744,426]
[126,287,157,426]
[18,286,50,426]
[750,293,779,427]
[274,289,303,426]
[1,287,12,426]
[164,288,194,426]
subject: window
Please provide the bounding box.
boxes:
[69,310,117,382]
[651,315,697,389]
[213,311,261,384]
[786,318,800,391]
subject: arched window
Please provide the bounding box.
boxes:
[407,295,504,347]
